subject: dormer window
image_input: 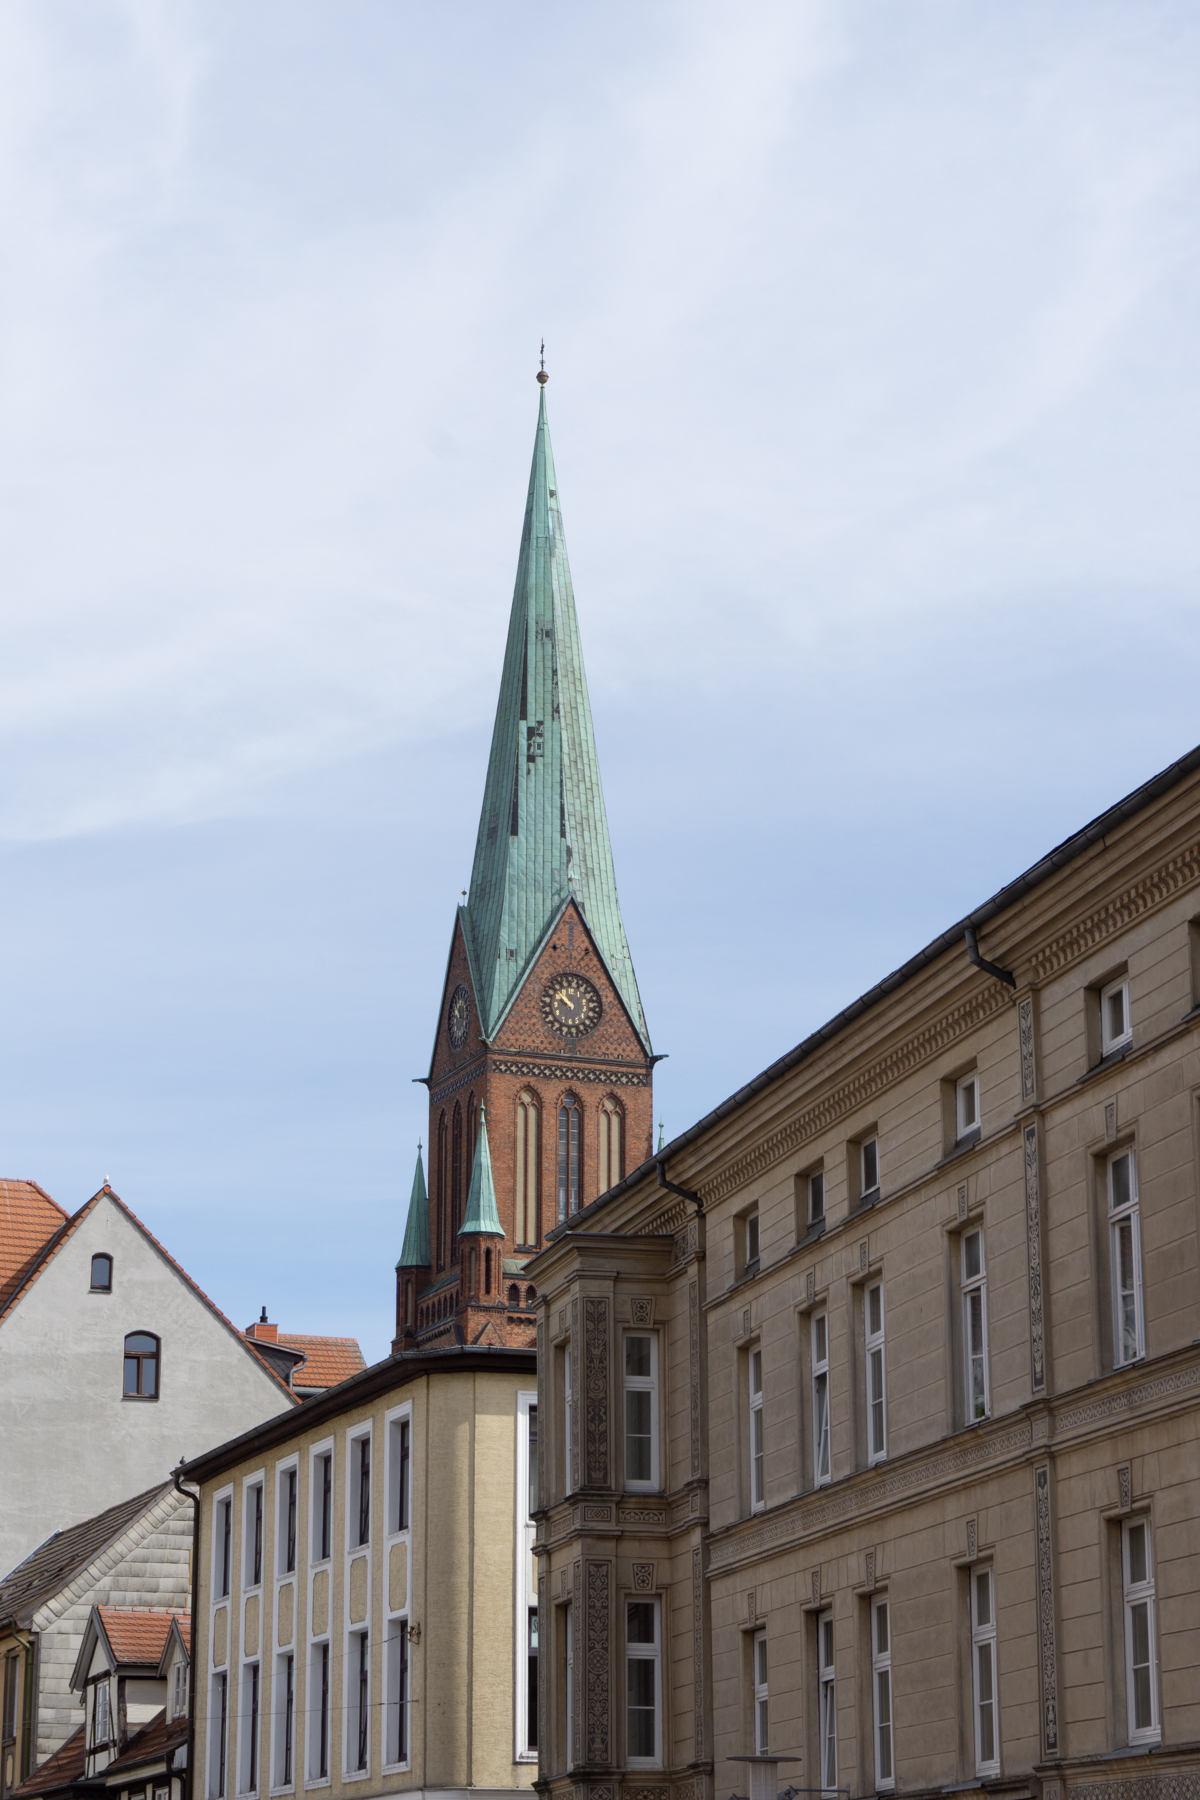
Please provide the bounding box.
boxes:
[90,1255,113,1292]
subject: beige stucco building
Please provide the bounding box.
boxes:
[529,746,1200,1800]
[181,1344,539,1800]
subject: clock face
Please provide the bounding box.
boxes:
[447,984,471,1050]
[541,973,602,1038]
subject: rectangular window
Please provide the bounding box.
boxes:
[348,1631,369,1772]
[970,1566,999,1775]
[215,1495,232,1599]
[385,1620,409,1767]
[1101,977,1132,1056]
[515,1390,539,1762]
[625,1599,661,1765]
[748,1347,765,1511]
[808,1169,825,1227]
[273,1653,293,1790]
[745,1211,760,1272]
[861,1136,879,1198]
[386,1414,411,1536]
[1108,1149,1144,1365]
[961,1228,990,1420]
[956,1072,980,1140]
[3,1654,20,1742]
[172,1660,189,1722]
[624,1334,658,1490]
[311,1451,333,1563]
[349,1435,371,1549]
[865,1282,886,1463]
[526,1608,538,1752]
[278,1468,297,1576]
[1123,1519,1160,1743]
[817,1609,836,1792]
[93,1679,111,1747]
[563,1349,573,1494]
[239,1662,259,1794]
[527,1405,538,1515]
[244,1482,264,1590]
[812,1313,831,1486]
[308,1643,329,1781]
[752,1629,768,1754]
[871,1596,893,1789]
[209,1673,228,1800]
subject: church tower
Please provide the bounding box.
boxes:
[394,372,654,1351]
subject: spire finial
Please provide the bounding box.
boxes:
[536,339,548,386]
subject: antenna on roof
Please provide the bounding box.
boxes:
[537,339,548,386]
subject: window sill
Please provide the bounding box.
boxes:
[122,1394,160,1403]
[1079,1044,1132,1085]
[801,1219,826,1246]
[855,1188,880,1212]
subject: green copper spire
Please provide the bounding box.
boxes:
[459,1108,503,1237]
[396,1146,430,1269]
[461,382,650,1051]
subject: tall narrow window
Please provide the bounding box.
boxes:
[626,1600,661,1764]
[598,1097,624,1194]
[436,1111,447,1270]
[312,1643,329,1780]
[211,1673,228,1800]
[93,1679,111,1746]
[353,1436,371,1547]
[812,1313,831,1487]
[745,1212,760,1273]
[871,1596,893,1789]
[90,1254,113,1292]
[563,1349,573,1493]
[515,1091,540,1246]
[388,1417,410,1533]
[123,1331,159,1398]
[386,1621,409,1766]
[970,1566,999,1775]
[748,1347,765,1511]
[239,1662,259,1794]
[172,1660,189,1721]
[467,1092,478,1173]
[215,1495,232,1599]
[808,1170,825,1228]
[861,1136,879,1199]
[451,1104,463,1242]
[353,1632,369,1771]
[1122,1519,1160,1743]
[558,1097,581,1220]
[527,1404,538,1514]
[956,1071,980,1141]
[1109,1148,1144,1365]
[1101,976,1132,1056]
[245,1482,263,1588]
[961,1229,990,1420]
[320,1454,332,1560]
[284,1470,297,1575]
[865,1282,887,1463]
[624,1335,658,1490]
[274,1653,293,1789]
[817,1610,836,1793]
[752,1629,768,1753]
[3,1652,19,1744]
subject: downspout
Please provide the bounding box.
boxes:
[963,925,1016,989]
[656,1161,703,1213]
[172,1464,202,1800]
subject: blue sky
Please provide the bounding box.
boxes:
[1,1,1198,1362]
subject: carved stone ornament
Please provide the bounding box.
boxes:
[1024,1122,1047,1393]
[806,1269,815,1306]
[811,1568,821,1606]
[1019,994,1037,1103]
[1035,1464,1059,1756]
[743,1308,751,1340]
[859,1238,869,1273]
[966,1517,977,1559]
[584,1560,611,1764]
[623,1788,670,1800]
[692,1547,705,1760]
[1105,1099,1118,1143]
[631,1297,654,1327]
[632,1562,655,1592]
[584,1298,610,1487]
[689,1279,702,1479]
[864,1549,875,1590]
[747,1587,755,1624]
[1118,1464,1132,1512]
[957,1183,968,1222]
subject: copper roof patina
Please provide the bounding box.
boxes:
[458,383,650,1053]
[458,1108,502,1237]
[396,1147,430,1269]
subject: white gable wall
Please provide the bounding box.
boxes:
[32,1487,192,1764]
[0,1194,294,1578]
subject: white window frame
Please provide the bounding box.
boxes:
[623,1333,659,1493]
[305,1640,330,1787]
[309,1441,334,1567]
[748,1347,765,1512]
[345,1425,372,1552]
[275,1458,299,1580]
[1122,1518,1160,1744]
[344,1628,369,1778]
[808,1169,825,1227]
[209,1671,228,1800]
[970,1565,1000,1776]
[213,1488,234,1601]
[563,1347,573,1496]
[817,1608,836,1793]
[1108,1147,1144,1366]
[812,1313,831,1487]
[871,1594,894,1790]
[238,1659,261,1795]
[172,1658,189,1723]
[745,1211,760,1270]
[961,1228,990,1421]
[384,1404,412,1541]
[243,1474,265,1593]
[383,1617,410,1771]
[860,1136,879,1197]
[382,1401,413,1773]
[752,1627,768,1754]
[514,1391,539,1763]
[271,1650,294,1793]
[1101,976,1132,1056]
[956,1071,980,1140]
[865,1281,887,1464]
[625,1596,662,1767]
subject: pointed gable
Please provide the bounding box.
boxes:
[0,1180,69,1315]
[461,383,650,1052]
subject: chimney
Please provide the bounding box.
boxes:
[245,1306,279,1343]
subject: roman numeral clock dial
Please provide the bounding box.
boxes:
[541,973,602,1038]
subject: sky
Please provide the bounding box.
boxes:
[1,1,1198,1364]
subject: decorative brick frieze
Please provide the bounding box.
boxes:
[584,1297,611,1487]
[1028,840,1200,983]
[584,1558,611,1764]
[1055,1359,1200,1434]
[491,1058,651,1087]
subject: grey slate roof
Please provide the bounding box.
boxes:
[396,1148,430,1269]
[459,1108,502,1237]
[461,385,650,1051]
[0,1482,172,1622]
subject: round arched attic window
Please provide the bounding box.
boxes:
[90,1254,113,1293]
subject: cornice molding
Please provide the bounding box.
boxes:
[1028,839,1200,984]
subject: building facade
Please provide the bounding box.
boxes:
[396,375,654,1354]
[181,1344,539,1800]
[530,747,1200,1800]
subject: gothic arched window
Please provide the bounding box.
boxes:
[467,1092,478,1171]
[451,1103,464,1246]
[515,1089,540,1247]
[436,1112,448,1271]
[558,1095,581,1223]
[598,1096,624,1195]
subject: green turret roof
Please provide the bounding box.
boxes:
[396,1147,430,1268]
[459,1108,503,1237]
[461,384,650,1052]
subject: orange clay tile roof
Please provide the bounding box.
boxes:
[0,1180,68,1315]
[97,1606,187,1666]
[103,1707,188,1775]
[9,1724,85,1799]
[277,1334,366,1389]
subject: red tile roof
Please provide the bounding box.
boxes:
[97,1607,186,1667]
[9,1725,85,1799]
[0,1180,68,1314]
[278,1334,366,1390]
[103,1707,188,1775]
